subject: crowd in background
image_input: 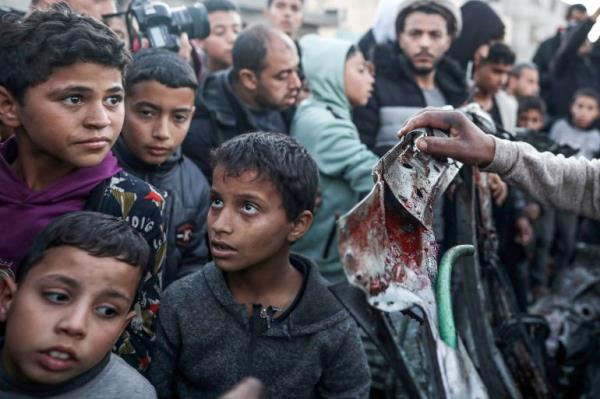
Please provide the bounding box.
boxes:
[1,0,600,398]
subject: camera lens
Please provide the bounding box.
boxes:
[171,3,211,40]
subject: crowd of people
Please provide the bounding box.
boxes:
[0,0,599,398]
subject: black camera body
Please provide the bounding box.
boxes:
[130,0,210,51]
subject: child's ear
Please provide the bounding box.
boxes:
[0,275,17,322]
[287,210,313,243]
[0,86,22,128]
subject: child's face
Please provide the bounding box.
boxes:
[196,11,242,71]
[571,95,600,130]
[122,81,195,165]
[518,109,544,131]
[1,62,124,169]
[0,245,139,385]
[208,165,306,272]
[475,62,512,95]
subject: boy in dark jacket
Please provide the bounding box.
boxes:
[114,48,211,287]
[148,132,370,399]
[0,5,166,372]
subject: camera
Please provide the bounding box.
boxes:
[128,0,211,51]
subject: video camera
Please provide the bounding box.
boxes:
[126,0,211,51]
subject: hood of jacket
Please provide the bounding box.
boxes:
[300,35,354,116]
[373,42,467,103]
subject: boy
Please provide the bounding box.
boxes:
[0,212,156,398]
[148,133,370,398]
[263,0,304,40]
[114,48,210,287]
[0,5,166,371]
[192,0,242,74]
[517,95,546,132]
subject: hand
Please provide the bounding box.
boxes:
[523,203,541,221]
[515,216,534,246]
[488,173,508,206]
[219,377,264,399]
[178,32,193,64]
[398,109,496,167]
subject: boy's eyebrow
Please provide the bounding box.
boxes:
[100,288,133,304]
[39,274,80,289]
[50,85,124,95]
[133,101,160,110]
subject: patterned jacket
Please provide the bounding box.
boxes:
[86,170,167,373]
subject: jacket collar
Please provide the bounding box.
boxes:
[113,138,182,177]
[203,253,347,337]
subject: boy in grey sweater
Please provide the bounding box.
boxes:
[147,132,370,398]
[0,212,156,399]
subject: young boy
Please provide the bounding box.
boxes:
[114,48,210,287]
[192,0,242,75]
[0,212,156,398]
[517,96,546,132]
[148,133,370,398]
[550,88,600,160]
[0,5,166,371]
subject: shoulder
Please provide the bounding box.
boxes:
[180,156,210,195]
[161,264,210,307]
[99,355,157,398]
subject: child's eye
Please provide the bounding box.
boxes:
[242,202,258,215]
[63,95,83,105]
[211,198,224,209]
[95,305,118,318]
[173,114,188,124]
[138,109,155,118]
[44,291,70,303]
[104,95,123,107]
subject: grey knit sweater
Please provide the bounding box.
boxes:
[147,254,370,399]
[485,137,600,220]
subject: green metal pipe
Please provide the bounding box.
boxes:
[436,244,475,348]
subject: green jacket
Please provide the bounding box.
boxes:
[291,35,379,282]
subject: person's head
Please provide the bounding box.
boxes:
[566,4,587,23]
[507,63,539,98]
[0,4,129,171]
[122,49,197,165]
[570,88,600,130]
[68,0,116,20]
[517,96,545,132]
[344,46,375,107]
[232,24,301,110]
[0,212,148,385]
[395,1,460,76]
[194,0,242,72]
[473,42,515,95]
[263,0,303,39]
[208,132,317,272]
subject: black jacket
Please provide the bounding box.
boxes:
[148,254,371,399]
[114,139,210,287]
[353,43,468,155]
[183,70,289,179]
[546,19,600,119]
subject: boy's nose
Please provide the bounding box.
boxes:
[210,209,234,235]
[84,102,111,130]
[56,306,88,339]
[152,118,171,140]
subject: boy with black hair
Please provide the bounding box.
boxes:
[517,95,546,132]
[0,5,166,372]
[0,212,157,398]
[114,48,210,287]
[148,132,370,399]
[192,0,242,74]
[472,41,517,132]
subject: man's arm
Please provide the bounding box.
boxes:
[398,109,600,220]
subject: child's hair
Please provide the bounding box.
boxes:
[211,132,319,220]
[0,3,130,104]
[17,212,150,286]
[124,48,199,94]
[510,62,537,79]
[571,87,600,108]
[518,96,546,116]
[480,42,516,66]
[202,0,239,14]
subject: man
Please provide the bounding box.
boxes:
[506,63,540,99]
[353,0,467,157]
[471,42,517,132]
[183,24,301,179]
[263,0,303,39]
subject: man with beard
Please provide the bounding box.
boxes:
[183,25,301,179]
[353,0,468,157]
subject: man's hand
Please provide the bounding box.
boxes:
[398,109,496,167]
[515,216,534,246]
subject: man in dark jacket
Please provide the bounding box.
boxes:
[353,0,468,157]
[183,24,301,178]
